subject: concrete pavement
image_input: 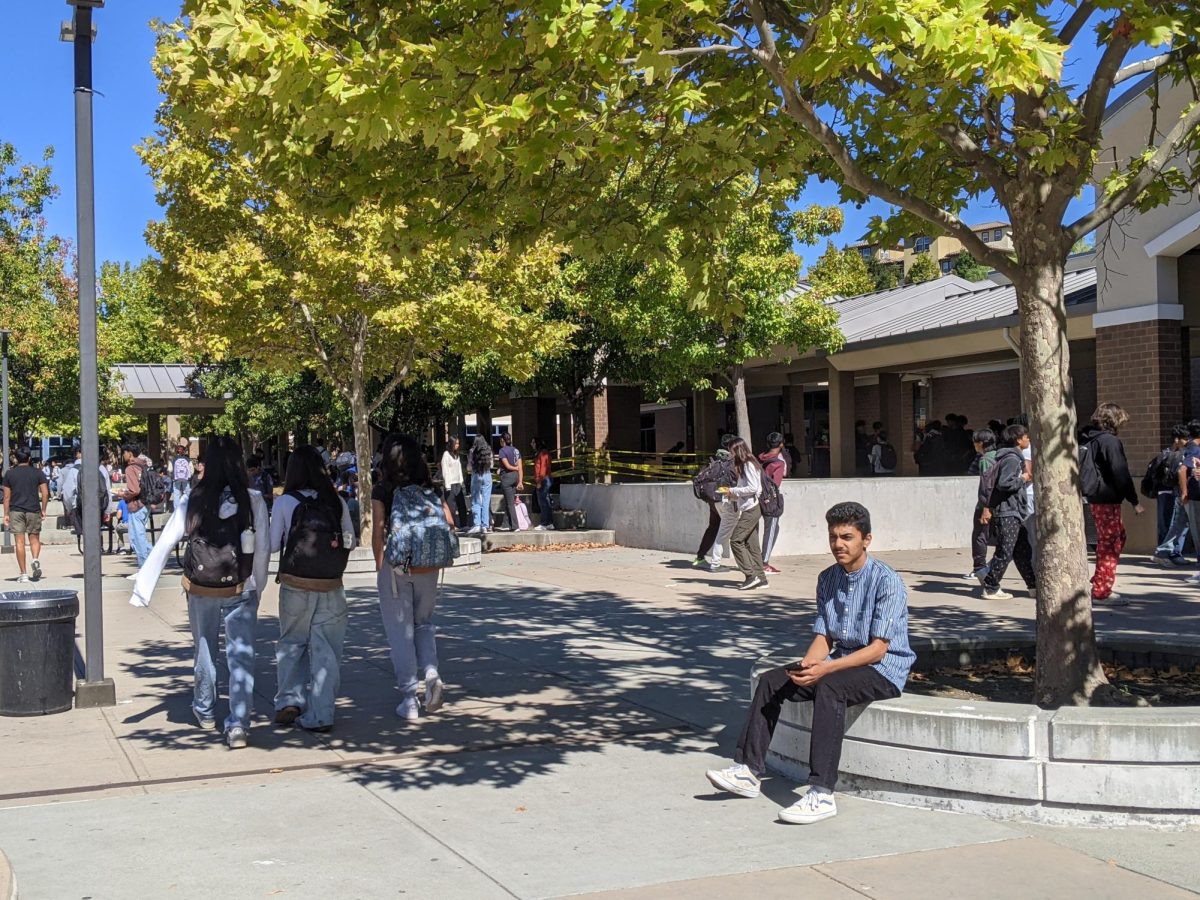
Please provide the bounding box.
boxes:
[0,542,1196,898]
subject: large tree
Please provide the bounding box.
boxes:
[148,2,1200,705]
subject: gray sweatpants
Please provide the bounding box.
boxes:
[377,567,440,700]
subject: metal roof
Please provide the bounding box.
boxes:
[111,364,228,412]
[827,269,1097,345]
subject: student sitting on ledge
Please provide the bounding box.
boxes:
[706,501,915,824]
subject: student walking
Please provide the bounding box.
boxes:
[496,432,523,532]
[372,433,455,721]
[977,424,1036,600]
[2,447,49,582]
[706,502,913,824]
[531,437,555,530]
[170,443,193,511]
[718,438,768,590]
[1080,403,1143,605]
[117,444,154,569]
[693,434,737,567]
[964,428,998,579]
[129,436,270,749]
[1151,424,1190,565]
[868,430,897,476]
[758,433,789,574]
[467,435,493,534]
[439,437,467,528]
[270,446,355,732]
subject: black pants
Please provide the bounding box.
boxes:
[696,503,720,559]
[730,505,764,577]
[984,515,1035,589]
[444,483,467,528]
[499,471,520,531]
[971,509,989,569]
[734,665,899,790]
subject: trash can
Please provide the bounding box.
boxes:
[0,590,79,716]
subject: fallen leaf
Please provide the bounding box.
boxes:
[515,806,527,812]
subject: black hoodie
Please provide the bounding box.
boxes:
[982,446,1029,518]
[1079,426,1138,506]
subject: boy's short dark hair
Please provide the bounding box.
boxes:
[1172,424,1189,440]
[1002,424,1028,446]
[720,432,737,450]
[872,421,882,431]
[973,428,996,450]
[14,446,31,464]
[121,443,142,456]
[826,502,871,538]
[1187,420,1200,440]
[766,431,784,448]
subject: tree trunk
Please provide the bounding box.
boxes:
[1015,254,1108,707]
[731,363,752,450]
[349,388,374,547]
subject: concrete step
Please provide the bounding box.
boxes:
[481,529,615,552]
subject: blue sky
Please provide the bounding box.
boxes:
[1,3,1105,270]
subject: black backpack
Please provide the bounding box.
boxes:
[1079,440,1102,500]
[692,456,735,503]
[135,463,168,507]
[880,443,898,470]
[759,476,785,518]
[182,508,254,589]
[73,467,110,535]
[278,492,350,581]
[1141,449,1175,499]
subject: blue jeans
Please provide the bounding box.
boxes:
[1155,495,1189,558]
[188,589,259,731]
[171,479,190,512]
[536,477,553,526]
[128,505,151,567]
[377,567,439,700]
[275,585,348,729]
[471,472,492,529]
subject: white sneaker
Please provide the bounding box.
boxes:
[396,697,420,721]
[30,559,41,580]
[1188,573,1200,585]
[981,587,1013,600]
[705,763,761,798]
[16,574,29,584]
[424,677,445,713]
[778,788,838,824]
[544,524,555,531]
[1093,593,1130,607]
[533,525,546,531]
[466,526,482,535]
[225,726,249,750]
[126,572,140,581]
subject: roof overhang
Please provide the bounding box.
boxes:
[1144,209,1200,258]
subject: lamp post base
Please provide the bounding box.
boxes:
[75,678,116,708]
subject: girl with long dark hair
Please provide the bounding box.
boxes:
[717,438,768,590]
[269,445,356,732]
[129,435,270,749]
[371,432,456,720]
[467,434,493,533]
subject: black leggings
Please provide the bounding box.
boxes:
[696,503,720,559]
[499,471,520,531]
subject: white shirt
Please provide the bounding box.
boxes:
[869,443,895,474]
[440,450,464,487]
[269,489,356,554]
[726,462,763,513]
[1022,445,1034,510]
[129,489,270,607]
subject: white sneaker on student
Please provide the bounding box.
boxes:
[981,586,1013,601]
[466,526,482,535]
[778,788,838,824]
[424,676,445,713]
[16,574,29,584]
[396,697,420,721]
[705,763,761,798]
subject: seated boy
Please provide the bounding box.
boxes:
[706,501,915,824]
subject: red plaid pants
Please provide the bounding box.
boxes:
[1089,503,1126,600]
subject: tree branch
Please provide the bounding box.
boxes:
[619,44,746,64]
[743,0,1015,275]
[1077,22,1135,150]
[1065,100,1200,242]
[297,299,348,399]
[1058,2,1095,44]
[1113,46,1198,87]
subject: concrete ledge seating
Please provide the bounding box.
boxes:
[755,635,1200,827]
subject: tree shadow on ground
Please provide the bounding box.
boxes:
[109,557,1099,794]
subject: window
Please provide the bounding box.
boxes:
[993,228,1003,242]
[858,245,874,260]
[640,413,657,454]
[913,236,931,253]
[940,259,953,273]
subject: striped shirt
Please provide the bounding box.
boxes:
[813,556,915,692]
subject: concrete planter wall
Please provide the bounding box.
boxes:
[755,636,1200,826]
[560,479,978,556]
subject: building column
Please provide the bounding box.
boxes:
[1095,316,1187,551]
[510,396,558,453]
[784,385,807,476]
[828,366,857,478]
[878,372,911,475]
[165,415,181,446]
[147,414,162,464]
[691,389,725,455]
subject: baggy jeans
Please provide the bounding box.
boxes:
[188,589,259,732]
[536,477,554,526]
[128,505,151,567]
[706,502,741,567]
[470,472,492,529]
[1155,495,1189,559]
[275,584,348,729]
[734,665,899,790]
[377,567,440,700]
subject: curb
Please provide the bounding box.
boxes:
[0,847,15,900]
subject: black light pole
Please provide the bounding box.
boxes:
[1,329,10,556]
[65,0,114,708]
